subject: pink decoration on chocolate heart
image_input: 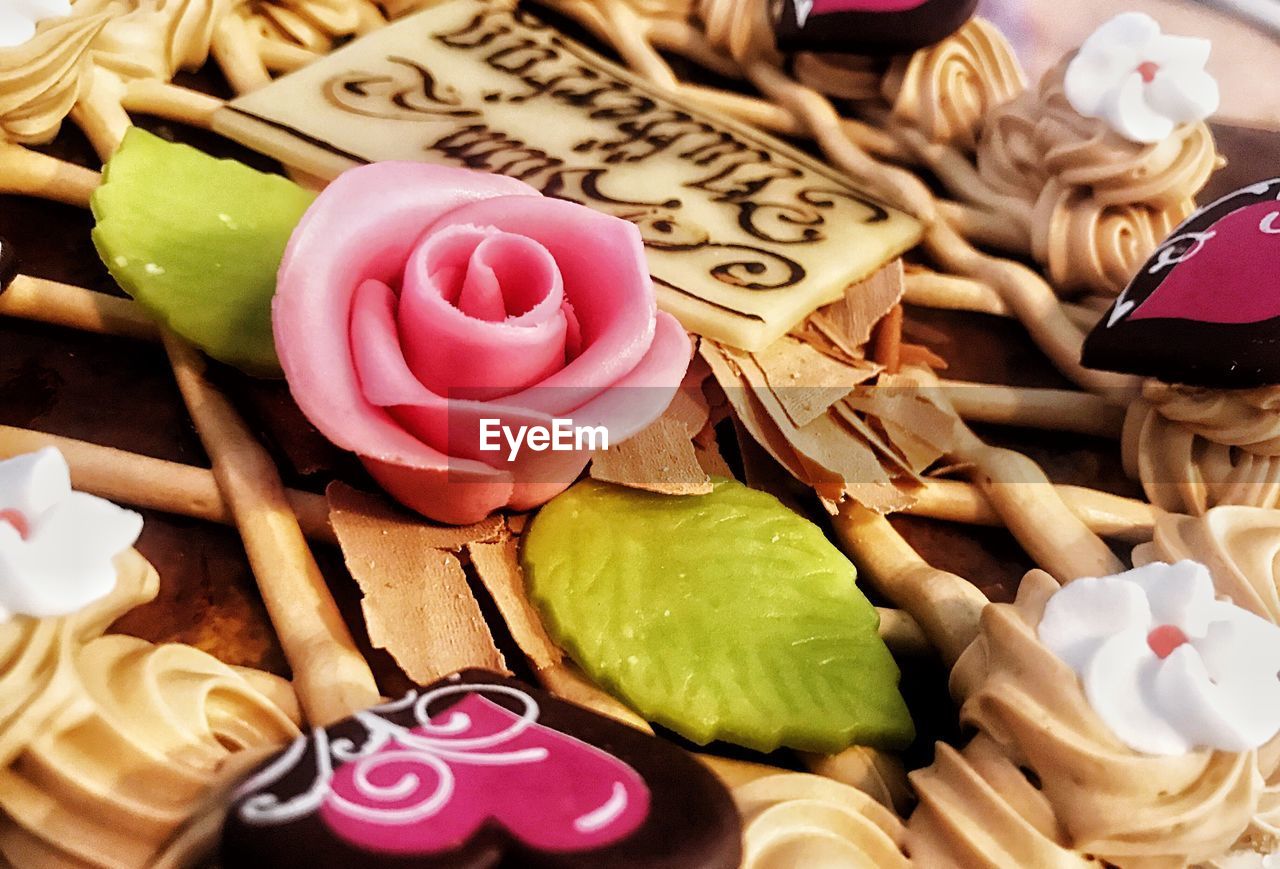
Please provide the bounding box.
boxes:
[319,694,650,855]
[810,0,928,12]
[1130,202,1280,325]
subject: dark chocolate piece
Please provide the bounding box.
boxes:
[0,237,18,291]
[1083,178,1280,388]
[221,670,742,868]
[773,0,979,55]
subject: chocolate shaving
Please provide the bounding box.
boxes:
[754,335,879,427]
[466,538,562,672]
[591,416,713,495]
[871,304,904,373]
[812,260,906,356]
[327,483,507,682]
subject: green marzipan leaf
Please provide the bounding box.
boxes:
[523,477,915,754]
[91,128,315,375]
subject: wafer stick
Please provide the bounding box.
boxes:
[0,143,100,208]
[937,380,1127,436]
[163,333,378,725]
[257,39,322,74]
[122,80,225,130]
[902,270,1100,330]
[0,275,157,340]
[834,503,988,666]
[71,69,133,161]
[905,478,1159,544]
[0,423,335,543]
[903,366,1125,580]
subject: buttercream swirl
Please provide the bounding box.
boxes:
[1124,384,1280,515]
[0,12,104,144]
[914,568,1265,867]
[1133,510,1280,862]
[73,0,227,82]
[734,772,910,869]
[881,18,1025,153]
[0,548,300,867]
[977,58,1218,295]
[236,0,383,56]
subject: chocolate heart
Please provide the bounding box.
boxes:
[773,0,978,55]
[1082,178,1280,388]
[221,670,742,868]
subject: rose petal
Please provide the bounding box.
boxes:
[273,162,540,472]
[398,224,568,401]
[421,196,659,418]
[1039,575,1152,672]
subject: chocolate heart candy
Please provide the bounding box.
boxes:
[1083,178,1280,388]
[773,0,979,55]
[221,670,742,868]
[0,237,18,291]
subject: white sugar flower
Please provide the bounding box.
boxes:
[1064,12,1220,145]
[1039,560,1280,756]
[0,0,72,49]
[0,447,142,623]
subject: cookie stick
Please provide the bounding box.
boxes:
[903,269,1101,331]
[906,478,1160,545]
[0,143,100,207]
[905,365,1126,581]
[938,380,1127,436]
[121,79,226,131]
[0,274,158,340]
[835,504,988,666]
[163,333,379,725]
[0,423,335,544]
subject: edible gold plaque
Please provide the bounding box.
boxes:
[214,0,922,351]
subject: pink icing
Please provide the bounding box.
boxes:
[1130,202,1280,325]
[274,163,691,524]
[319,694,651,854]
[809,0,929,13]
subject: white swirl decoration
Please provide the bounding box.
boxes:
[237,683,543,825]
[1039,561,1280,756]
[1063,12,1219,145]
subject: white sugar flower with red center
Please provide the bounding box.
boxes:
[0,447,142,623]
[1039,560,1280,756]
[1063,12,1219,145]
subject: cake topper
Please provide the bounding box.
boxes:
[1063,13,1219,144]
[1083,178,1280,387]
[1039,560,1280,755]
[772,0,979,55]
[222,669,742,868]
[0,447,143,623]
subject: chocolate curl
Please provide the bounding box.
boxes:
[326,484,507,684]
[0,424,335,543]
[0,143,100,207]
[163,333,379,725]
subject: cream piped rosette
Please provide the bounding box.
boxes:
[733,772,910,869]
[0,11,106,144]
[909,567,1278,868]
[976,53,1217,297]
[0,448,300,867]
[1124,383,1280,515]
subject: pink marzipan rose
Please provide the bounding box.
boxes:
[274,162,691,524]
